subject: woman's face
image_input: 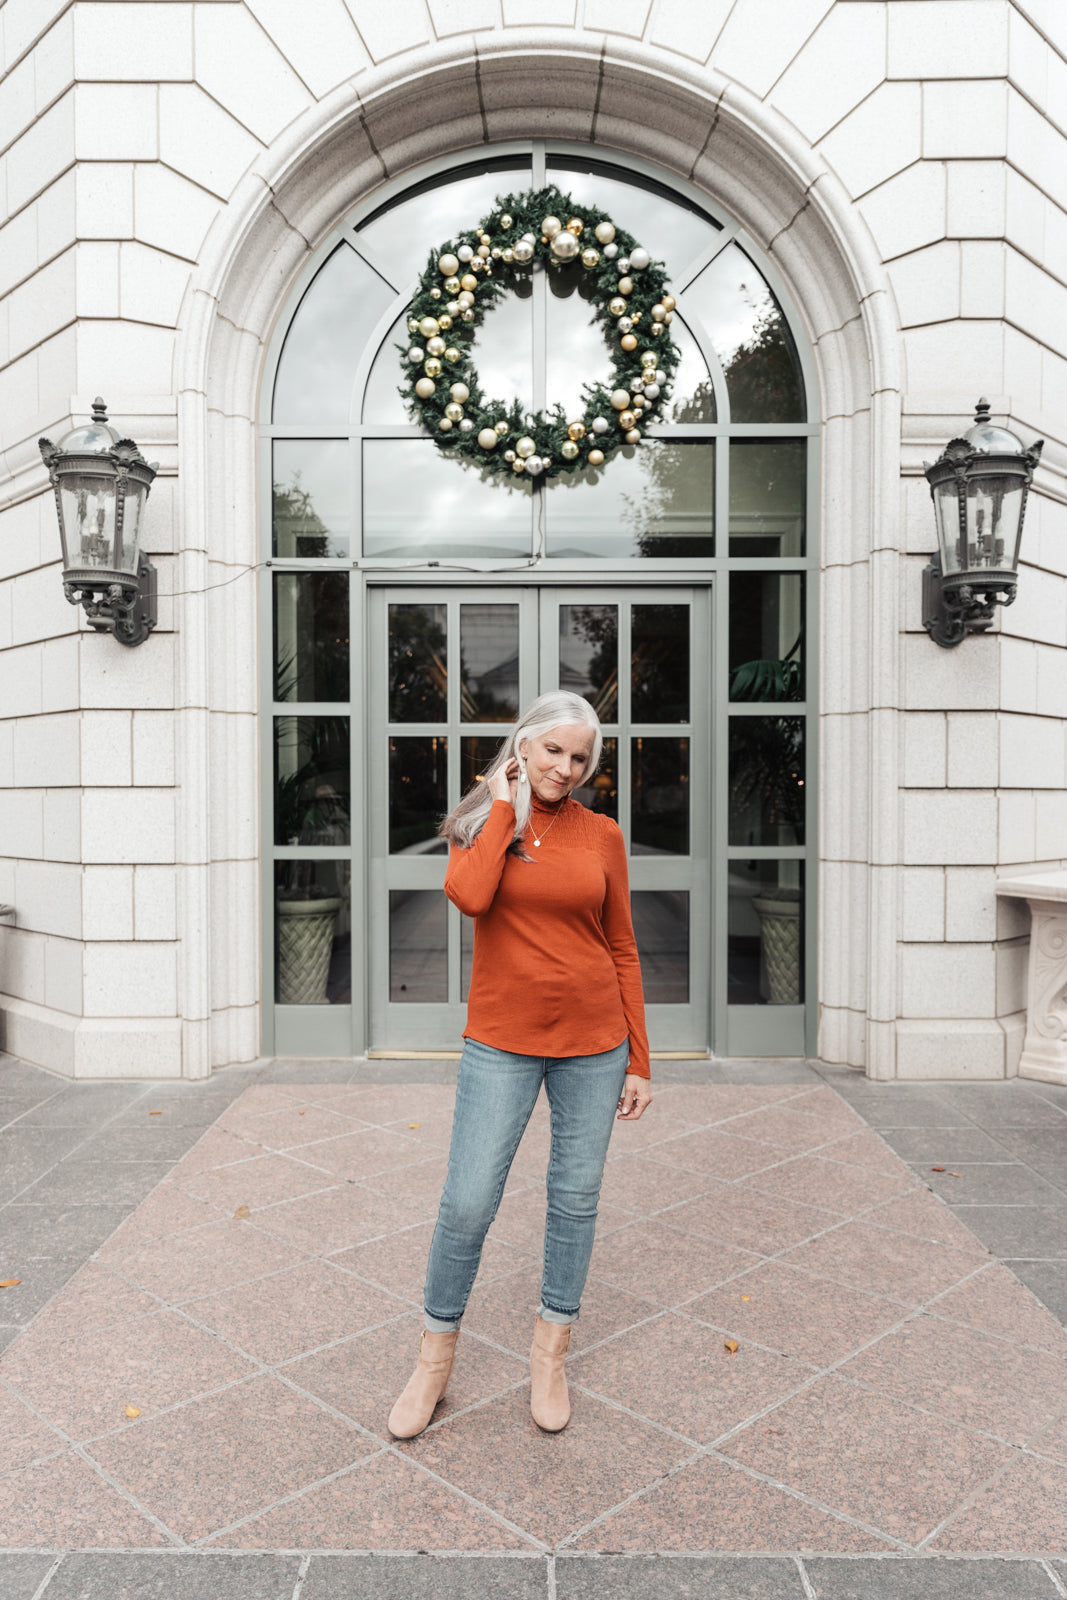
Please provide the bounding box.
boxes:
[520,724,594,802]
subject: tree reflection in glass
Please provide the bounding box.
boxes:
[389,737,448,853]
[560,604,618,722]
[389,604,447,723]
[687,243,805,423]
[460,604,519,722]
[632,604,689,722]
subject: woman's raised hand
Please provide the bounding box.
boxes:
[487,758,520,806]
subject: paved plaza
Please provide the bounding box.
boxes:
[1,1053,1066,1598]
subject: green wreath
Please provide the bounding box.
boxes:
[399,185,679,481]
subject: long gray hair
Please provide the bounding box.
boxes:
[440,690,603,858]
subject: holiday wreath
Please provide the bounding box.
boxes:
[399,186,679,482]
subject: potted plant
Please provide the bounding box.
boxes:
[274,714,349,1006]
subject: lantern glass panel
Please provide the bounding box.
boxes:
[117,482,148,576]
[58,474,119,573]
[932,479,964,576]
[965,473,1025,572]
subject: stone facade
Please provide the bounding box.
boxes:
[0,1,1064,1079]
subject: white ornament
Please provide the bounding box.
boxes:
[522,232,537,245]
[415,377,436,399]
[603,242,618,259]
[629,247,650,271]
[478,428,498,449]
[457,245,474,262]
[541,215,562,238]
[610,389,631,410]
[408,347,424,362]
[591,416,609,435]
[438,253,460,276]
[625,428,641,444]
[447,300,460,316]
[513,240,534,263]
[459,418,474,432]
[427,336,446,356]
[516,436,536,458]
[450,382,470,403]
[524,454,544,476]
[644,383,661,398]
[550,231,580,260]
[594,221,616,244]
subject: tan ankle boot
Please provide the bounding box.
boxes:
[530,1314,572,1432]
[388,1328,459,1439]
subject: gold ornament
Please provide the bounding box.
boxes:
[662,294,676,312]
[581,247,600,269]
[444,402,464,423]
[619,410,637,430]
[511,458,526,472]
[664,311,674,323]
[429,287,442,299]
[617,276,634,295]
[418,316,440,339]
[439,417,453,431]
[494,420,509,436]
[594,221,615,245]
[620,333,638,351]
[407,317,419,333]
[438,253,460,277]
[460,274,478,292]
[457,291,474,308]
[424,357,443,378]
[561,440,580,460]
[437,314,452,331]
[504,449,516,462]
[588,448,605,466]
[625,428,641,444]
[650,322,664,336]
[651,304,666,322]
[542,215,562,238]
[444,347,461,363]
[610,389,631,410]
[516,436,536,458]
[415,377,436,399]
[450,382,470,403]
[566,217,584,236]
[502,248,514,263]
[640,350,657,368]
[500,213,513,229]
[444,275,461,294]
[477,243,490,258]
[567,421,586,441]
[608,296,627,317]
[461,309,475,322]
[491,247,502,259]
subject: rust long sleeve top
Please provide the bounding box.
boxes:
[444,795,650,1078]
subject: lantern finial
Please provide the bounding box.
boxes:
[91,397,109,424]
[974,397,991,425]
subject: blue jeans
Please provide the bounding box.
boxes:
[422,1036,629,1331]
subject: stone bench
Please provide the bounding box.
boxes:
[995,871,1067,1086]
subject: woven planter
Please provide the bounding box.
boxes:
[277,896,342,1006]
[752,887,801,1005]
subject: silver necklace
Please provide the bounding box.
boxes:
[529,800,566,848]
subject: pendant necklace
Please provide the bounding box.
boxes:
[529,800,565,848]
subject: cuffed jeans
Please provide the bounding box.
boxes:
[422,1035,629,1332]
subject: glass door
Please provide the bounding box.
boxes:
[368,584,711,1054]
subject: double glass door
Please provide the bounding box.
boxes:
[368,585,710,1053]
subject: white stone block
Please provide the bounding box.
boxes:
[1,642,43,719]
[73,2,193,80]
[34,169,76,265]
[772,2,886,145]
[1006,249,1067,349]
[902,713,946,788]
[900,866,945,941]
[0,721,13,787]
[0,789,43,858]
[158,85,261,201]
[999,636,1037,714]
[1009,5,1049,111]
[36,323,78,423]
[132,712,175,788]
[0,927,46,1005]
[996,935,1029,1017]
[134,864,177,940]
[999,789,1036,865]
[903,320,1008,394]
[1009,89,1067,215]
[896,1018,1006,1079]
[648,0,732,61]
[80,628,174,711]
[946,160,1007,240]
[888,242,960,328]
[41,635,79,712]
[45,933,82,1014]
[820,82,921,198]
[889,0,1009,78]
[44,786,81,863]
[0,586,12,653]
[74,1017,183,1079]
[0,992,77,1078]
[1002,1009,1025,1077]
[74,83,158,160]
[210,858,260,1010]
[960,242,1006,320]
[860,162,946,264]
[74,241,119,318]
[0,56,40,177]
[74,320,176,399]
[1006,564,1067,650]
[902,790,998,865]
[75,163,134,240]
[132,164,221,261]
[0,495,48,583]
[1000,712,1066,790]
[924,79,1008,159]
[903,631,999,712]
[945,865,997,942]
[194,6,310,144]
[1035,790,1067,861]
[79,710,132,787]
[1004,169,1047,261]
[82,865,134,940]
[14,859,81,939]
[14,712,80,787]
[246,0,369,94]
[901,941,996,1019]
[208,714,257,859]
[820,712,868,863]
[1042,343,1067,421]
[81,788,175,866]
[706,0,834,99]
[7,249,75,362]
[946,712,998,789]
[34,10,75,109]
[0,205,39,300]
[1002,326,1044,401]
[119,242,191,328]
[83,941,177,1017]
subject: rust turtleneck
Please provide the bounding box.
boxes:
[443,796,650,1078]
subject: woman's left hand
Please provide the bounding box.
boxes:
[616,1073,652,1120]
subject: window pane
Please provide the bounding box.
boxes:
[363,441,531,558]
[275,861,351,1006]
[572,736,617,819]
[729,573,804,703]
[273,441,350,558]
[547,158,720,277]
[469,281,534,415]
[274,715,350,846]
[461,604,519,722]
[729,440,805,557]
[665,316,716,423]
[728,717,805,846]
[632,890,689,1003]
[274,573,349,703]
[632,604,689,722]
[632,737,689,855]
[273,245,395,425]
[461,734,505,795]
[356,161,531,285]
[728,861,803,1005]
[389,604,447,723]
[559,604,618,721]
[686,243,804,422]
[390,736,447,854]
[389,890,447,1002]
[546,260,605,423]
[363,312,415,423]
[545,440,713,559]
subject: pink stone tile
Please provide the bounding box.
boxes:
[929,1452,1067,1552]
[1031,1413,1067,1466]
[254,1182,431,1255]
[743,1155,915,1217]
[571,1310,814,1443]
[666,1187,839,1256]
[282,1311,526,1437]
[686,1261,909,1365]
[15,1261,161,1341]
[597,1153,721,1215]
[362,1154,449,1211]
[820,1128,914,1175]
[95,1184,224,1252]
[175,1153,340,1213]
[331,1220,531,1304]
[604,1109,703,1153]
[837,1314,1067,1446]
[330,1083,458,1123]
[653,1085,803,1124]
[222,1103,370,1149]
[587,1219,759,1307]
[405,1385,691,1546]
[785,1086,868,1128]
[719,1375,1014,1545]
[0,1385,66,1472]
[862,1189,990,1252]
[463,1263,657,1357]
[224,1085,313,1115]
[567,1455,894,1552]
[87,1374,374,1543]
[0,1449,171,1547]
[291,1127,430,1181]
[168,1126,267,1177]
[652,1127,784,1181]
[1,1309,257,1440]
[780,1220,986,1305]
[927,1261,1067,1357]
[103,1219,308,1303]
[723,1104,861,1156]
[186,1258,409,1365]
[217,1449,530,1549]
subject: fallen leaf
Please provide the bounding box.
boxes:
[0,1279,20,1289]
[409,1123,421,1129]
[299,1110,307,1116]
[931,1166,946,1172]
[740,1295,752,1302]
[149,1110,163,1116]
[125,1405,141,1418]
[233,1205,251,1220]
[947,1171,962,1178]
[724,1339,740,1354]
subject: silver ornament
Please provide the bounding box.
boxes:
[616,316,633,334]
[644,382,660,398]
[655,369,666,384]
[524,454,544,476]
[459,418,474,432]
[618,257,631,274]
[513,240,534,263]
[550,231,580,261]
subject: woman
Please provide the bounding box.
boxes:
[388,690,652,1440]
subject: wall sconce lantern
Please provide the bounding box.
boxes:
[39,398,158,647]
[922,398,1043,648]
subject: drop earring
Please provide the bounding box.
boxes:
[518,756,528,784]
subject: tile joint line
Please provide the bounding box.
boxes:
[30,1555,65,1600]
[795,1555,818,1599]
[290,1551,312,1600]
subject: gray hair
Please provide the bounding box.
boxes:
[440,690,603,859]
